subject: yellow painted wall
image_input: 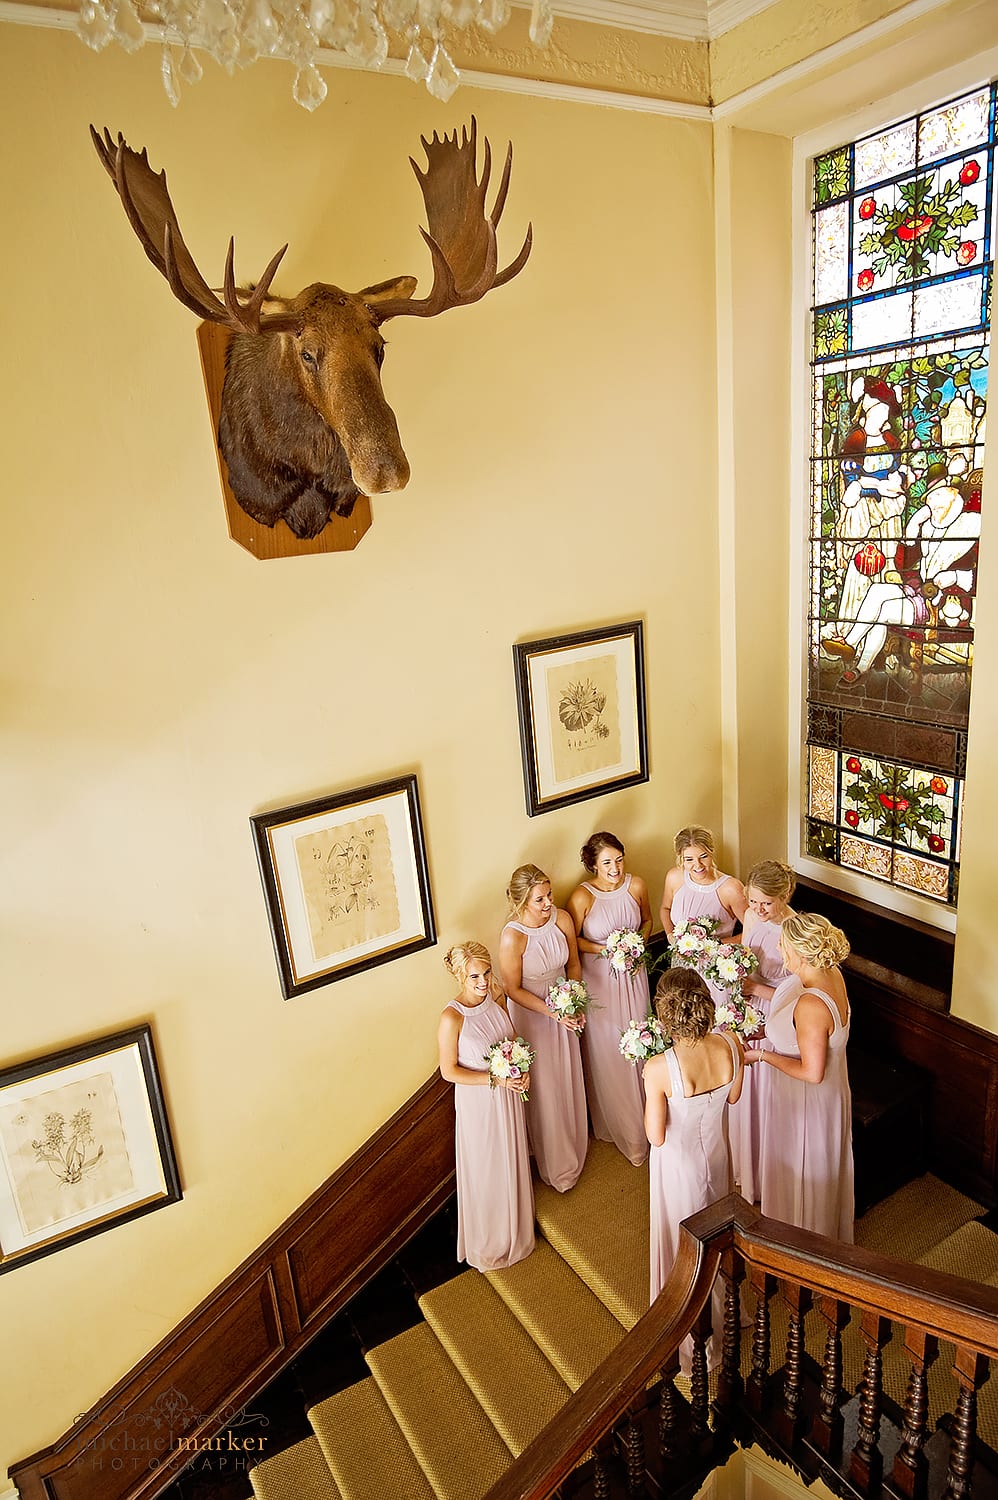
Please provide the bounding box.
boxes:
[0,25,722,1477]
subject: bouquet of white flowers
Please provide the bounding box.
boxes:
[668,916,722,974]
[602,927,647,975]
[706,941,760,995]
[485,1036,536,1100]
[711,994,765,1041]
[545,977,592,1028]
[618,1015,671,1063]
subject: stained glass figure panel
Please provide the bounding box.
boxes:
[806,83,995,906]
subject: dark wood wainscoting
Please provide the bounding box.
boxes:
[11,1075,455,1500]
[798,876,998,1208]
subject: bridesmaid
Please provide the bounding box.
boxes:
[660,825,748,944]
[747,912,854,1242]
[437,941,535,1271]
[499,864,588,1192]
[568,831,652,1167]
[645,968,743,1368]
[728,860,795,1204]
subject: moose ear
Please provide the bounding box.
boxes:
[360,276,418,307]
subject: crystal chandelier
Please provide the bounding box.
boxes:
[76,0,555,106]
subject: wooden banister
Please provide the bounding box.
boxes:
[483,1194,998,1500]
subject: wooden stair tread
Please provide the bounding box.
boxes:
[419,1269,572,1454]
[365,1320,513,1500]
[250,1433,342,1500]
[534,1138,649,1329]
[486,1237,627,1389]
[309,1376,436,1500]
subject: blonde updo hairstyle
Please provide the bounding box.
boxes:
[674,825,716,865]
[780,912,850,969]
[653,967,715,1041]
[506,863,550,919]
[444,940,501,998]
[746,860,797,903]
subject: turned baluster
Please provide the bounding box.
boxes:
[747,1270,779,1413]
[659,1348,682,1461]
[944,1347,990,1500]
[892,1329,939,1500]
[690,1301,713,1437]
[717,1244,746,1413]
[809,1296,850,1457]
[624,1403,646,1496]
[775,1281,812,1447]
[849,1312,892,1490]
[592,1435,612,1500]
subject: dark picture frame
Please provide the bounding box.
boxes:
[513,620,648,817]
[0,1024,182,1274]
[251,773,436,999]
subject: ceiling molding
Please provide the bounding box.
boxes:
[549,0,708,41]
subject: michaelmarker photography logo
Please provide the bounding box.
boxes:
[68,1385,269,1477]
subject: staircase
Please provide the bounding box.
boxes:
[244,1143,997,1500]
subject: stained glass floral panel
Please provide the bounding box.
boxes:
[806,82,994,905]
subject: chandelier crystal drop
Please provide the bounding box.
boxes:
[75,0,555,105]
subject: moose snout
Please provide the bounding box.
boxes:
[355,449,411,495]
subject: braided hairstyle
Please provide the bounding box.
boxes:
[653,967,715,1040]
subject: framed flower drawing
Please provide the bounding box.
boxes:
[513,621,648,816]
[251,773,436,998]
[0,1025,181,1273]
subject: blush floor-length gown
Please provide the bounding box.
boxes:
[649,1033,742,1369]
[504,912,588,1192]
[669,870,737,1006]
[449,996,535,1271]
[728,917,785,1205]
[759,975,855,1242]
[579,876,649,1167]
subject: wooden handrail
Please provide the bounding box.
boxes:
[483,1193,998,1500]
[10,1075,456,1500]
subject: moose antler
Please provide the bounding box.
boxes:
[90,126,300,335]
[373,116,532,322]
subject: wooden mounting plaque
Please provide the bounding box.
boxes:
[196,321,372,560]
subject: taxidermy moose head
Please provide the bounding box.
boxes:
[91,121,532,540]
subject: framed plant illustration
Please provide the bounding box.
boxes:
[513,621,649,816]
[0,1025,182,1274]
[251,773,436,999]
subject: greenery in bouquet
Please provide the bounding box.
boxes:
[668,916,722,975]
[618,1014,671,1063]
[601,927,646,976]
[484,1036,536,1101]
[545,977,592,1028]
[705,941,760,994]
[711,994,765,1041]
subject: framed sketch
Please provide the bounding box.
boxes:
[0,1025,182,1274]
[251,773,436,999]
[513,621,648,817]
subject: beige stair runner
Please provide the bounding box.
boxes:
[252,1139,993,1500]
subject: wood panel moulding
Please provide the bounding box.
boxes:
[10,1075,455,1500]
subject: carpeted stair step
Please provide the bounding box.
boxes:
[309,1376,436,1500]
[250,1433,341,1500]
[419,1270,572,1454]
[853,1173,983,1262]
[365,1318,513,1500]
[534,1139,649,1329]
[918,1220,998,1285]
[486,1237,628,1389]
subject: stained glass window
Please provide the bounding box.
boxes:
[806,84,995,906]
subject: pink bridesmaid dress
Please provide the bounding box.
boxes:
[504,912,588,1192]
[669,870,737,1006]
[649,1033,742,1368]
[449,995,535,1271]
[579,876,648,1166]
[759,975,855,1242]
[728,917,785,1205]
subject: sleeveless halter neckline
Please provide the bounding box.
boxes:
[506,909,559,936]
[684,869,726,893]
[584,874,632,898]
